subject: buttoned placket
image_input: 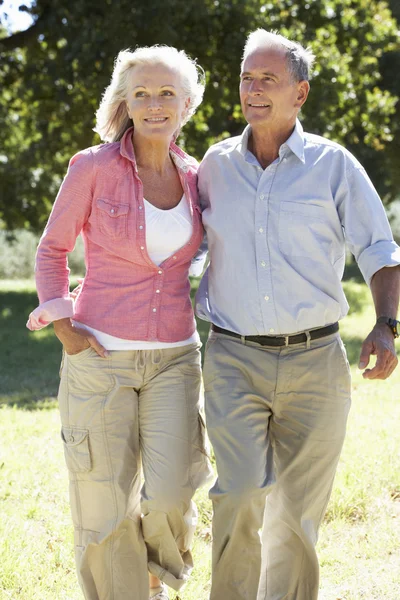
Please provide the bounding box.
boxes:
[254,159,279,335]
[131,153,200,340]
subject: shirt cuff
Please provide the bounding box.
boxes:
[26,297,75,331]
[357,240,400,286]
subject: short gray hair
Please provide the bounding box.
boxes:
[242,29,315,82]
[95,45,205,142]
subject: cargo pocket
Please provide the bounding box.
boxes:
[61,426,92,473]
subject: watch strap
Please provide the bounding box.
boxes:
[376,316,399,338]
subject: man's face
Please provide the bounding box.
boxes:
[239,46,308,131]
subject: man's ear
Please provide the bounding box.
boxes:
[295,80,310,109]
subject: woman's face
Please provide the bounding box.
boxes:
[126,63,189,141]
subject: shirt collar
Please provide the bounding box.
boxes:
[235,118,305,164]
[282,119,305,163]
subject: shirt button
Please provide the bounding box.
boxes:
[158,270,162,274]
[261,260,266,267]
[138,205,143,210]
[269,328,275,333]
[264,295,270,301]
[152,308,157,312]
[259,194,265,200]
[110,208,115,214]
[156,289,160,293]
[173,256,177,260]
[259,227,264,233]
[140,246,144,250]
[139,225,143,230]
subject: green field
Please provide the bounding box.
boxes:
[1,278,400,600]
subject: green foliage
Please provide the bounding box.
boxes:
[0,0,399,230]
[0,230,85,278]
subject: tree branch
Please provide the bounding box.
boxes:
[0,4,51,51]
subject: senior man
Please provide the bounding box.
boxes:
[196,29,400,600]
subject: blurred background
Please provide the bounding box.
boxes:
[0,0,400,247]
[1,3,400,599]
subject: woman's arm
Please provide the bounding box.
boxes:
[27,150,94,329]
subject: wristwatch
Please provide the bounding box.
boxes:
[376,316,400,338]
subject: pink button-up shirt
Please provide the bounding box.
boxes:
[27,128,204,342]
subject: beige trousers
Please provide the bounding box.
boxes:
[203,331,351,600]
[58,343,213,600]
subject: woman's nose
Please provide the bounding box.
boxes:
[147,97,162,111]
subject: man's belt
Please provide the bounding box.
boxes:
[211,322,339,347]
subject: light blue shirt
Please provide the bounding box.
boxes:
[195,120,400,336]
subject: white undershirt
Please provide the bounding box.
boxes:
[74,194,200,350]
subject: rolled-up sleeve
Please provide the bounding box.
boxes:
[26,150,94,330]
[337,163,400,285]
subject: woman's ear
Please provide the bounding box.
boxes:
[182,96,191,120]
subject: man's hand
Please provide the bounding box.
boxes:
[53,318,109,358]
[358,322,398,379]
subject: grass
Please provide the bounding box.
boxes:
[1,277,400,599]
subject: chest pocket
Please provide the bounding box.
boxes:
[278,201,332,259]
[96,198,129,239]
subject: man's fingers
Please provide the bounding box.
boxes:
[362,347,395,380]
[358,340,373,369]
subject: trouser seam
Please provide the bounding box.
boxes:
[64,358,89,600]
[184,373,196,492]
[102,360,117,600]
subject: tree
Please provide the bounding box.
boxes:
[0,0,399,230]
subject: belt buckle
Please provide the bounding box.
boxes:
[284,335,289,347]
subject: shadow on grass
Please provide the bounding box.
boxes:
[0,288,63,409]
[0,280,211,410]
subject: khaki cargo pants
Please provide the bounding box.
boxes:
[58,343,213,600]
[203,330,351,600]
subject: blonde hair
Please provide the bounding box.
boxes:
[242,29,315,81]
[94,45,205,142]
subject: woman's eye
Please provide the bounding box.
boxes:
[135,91,146,97]
[161,90,173,96]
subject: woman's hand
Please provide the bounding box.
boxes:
[53,318,109,358]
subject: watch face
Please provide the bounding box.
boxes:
[378,317,400,338]
[390,319,400,338]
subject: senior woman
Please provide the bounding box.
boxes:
[27,46,213,600]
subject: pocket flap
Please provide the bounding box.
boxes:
[96,198,129,218]
[61,426,91,472]
[61,426,88,446]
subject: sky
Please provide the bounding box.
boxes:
[0,0,34,33]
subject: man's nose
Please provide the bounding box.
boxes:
[249,80,263,94]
